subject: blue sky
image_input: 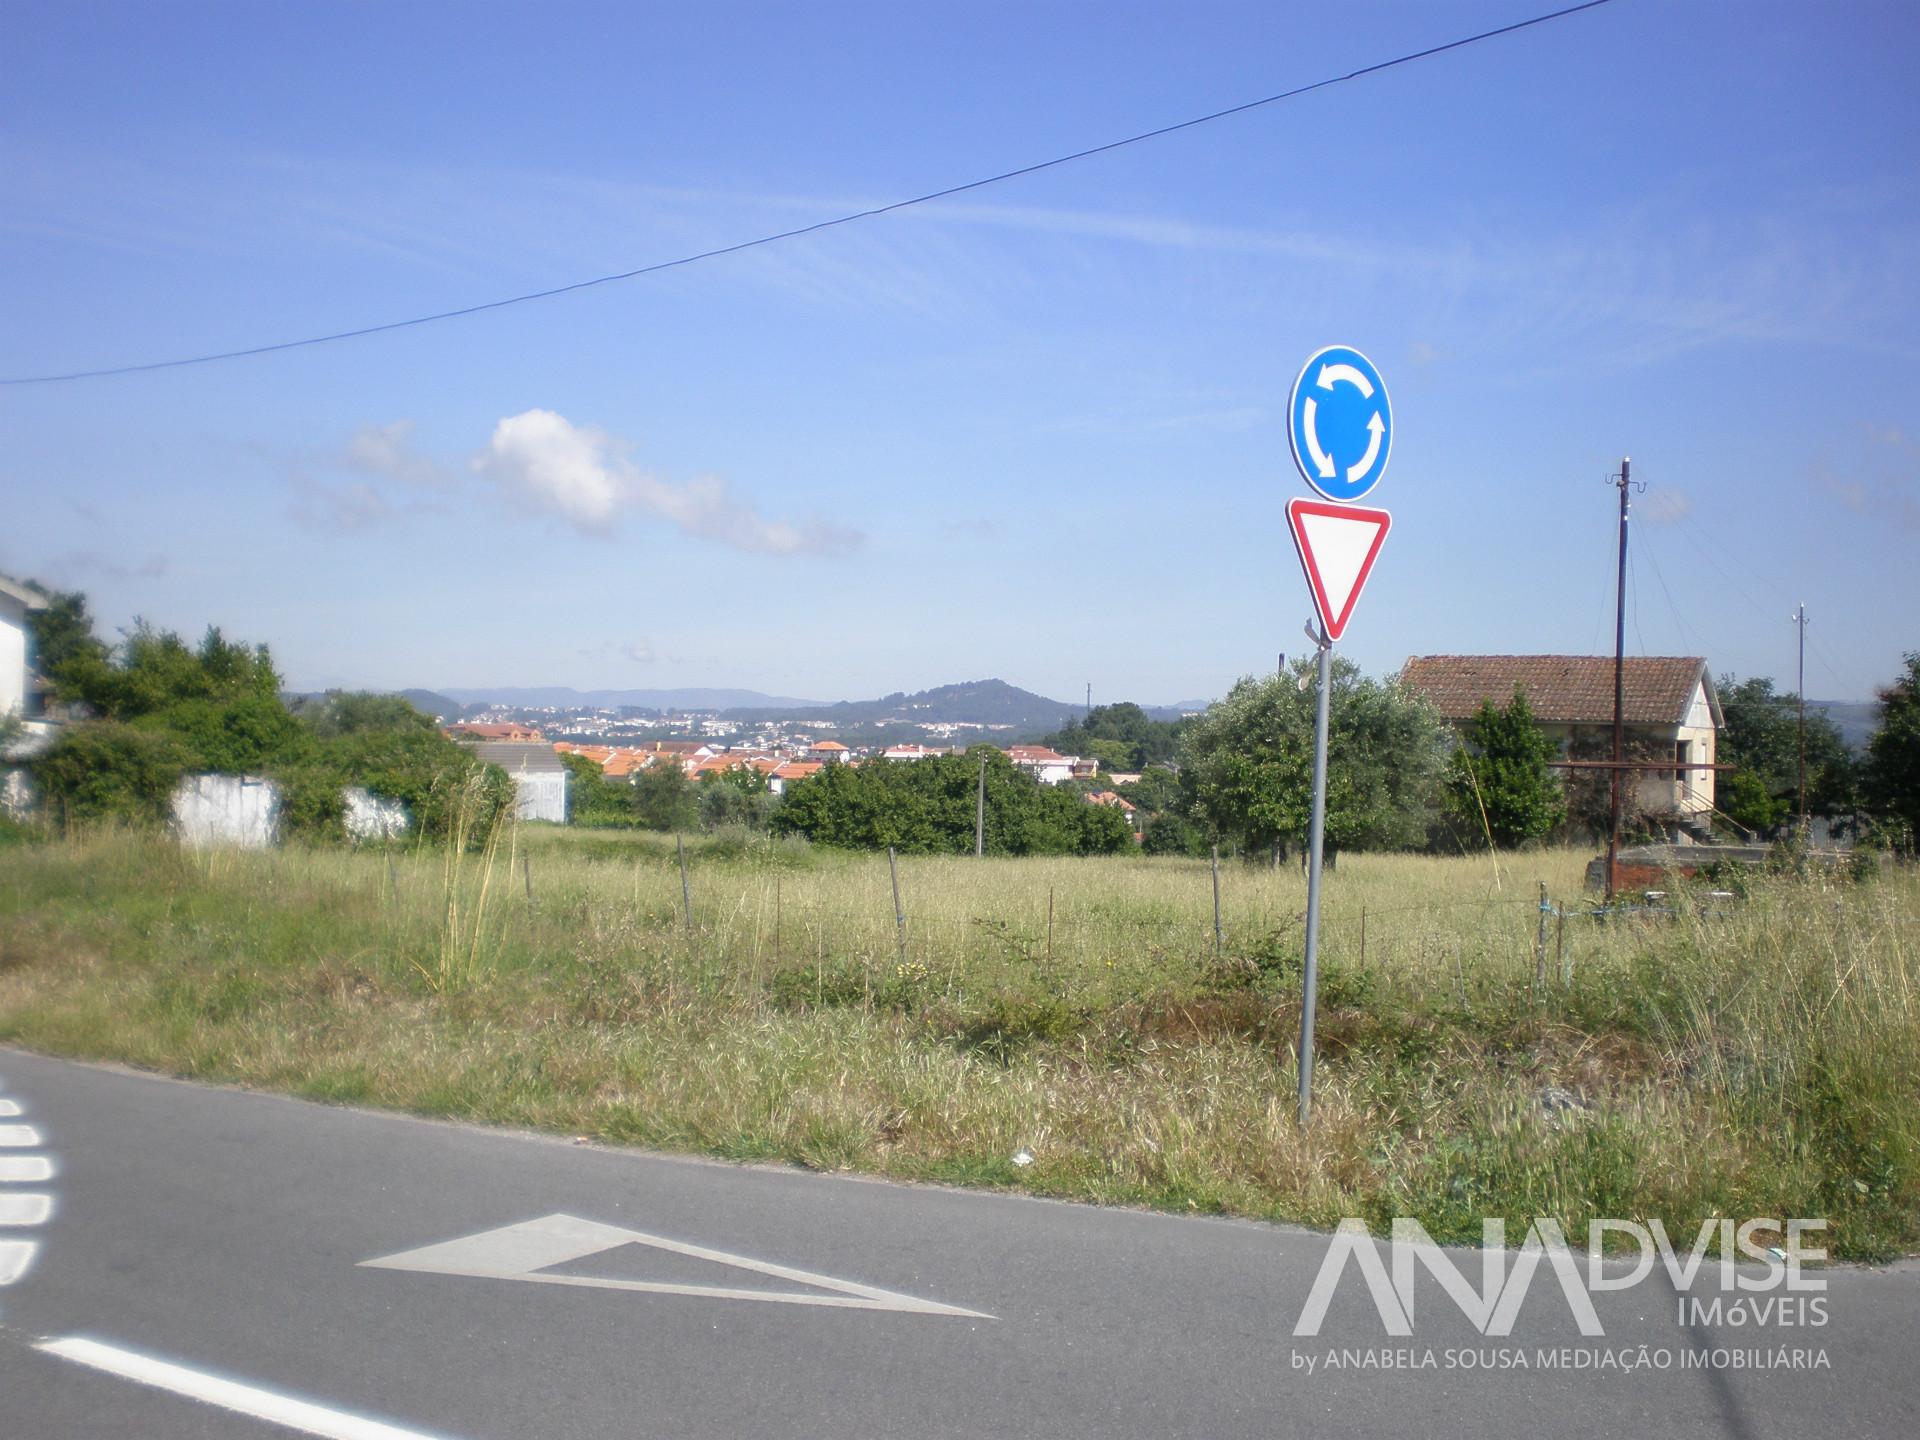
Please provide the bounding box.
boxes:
[3,0,1915,705]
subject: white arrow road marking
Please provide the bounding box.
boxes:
[1315,361,1375,399]
[1346,411,1385,483]
[1300,398,1337,478]
[362,1212,993,1318]
[0,1242,38,1285]
[37,1338,456,1440]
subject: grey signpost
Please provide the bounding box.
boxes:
[1295,623,1333,1126]
[1282,345,1394,1127]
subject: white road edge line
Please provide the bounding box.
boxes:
[35,1338,459,1440]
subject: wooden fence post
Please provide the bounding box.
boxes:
[888,846,908,967]
[1534,881,1549,995]
[1210,845,1223,959]
[677,833,693,933]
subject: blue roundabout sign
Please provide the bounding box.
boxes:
[1287,344,1391,503]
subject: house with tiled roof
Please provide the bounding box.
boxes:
[881,743,946,761]
[449,721,546,743]
[1400,655,1722,826]
[768,760,823,795]
[809,739,850,763]
[1006,744,1076,785]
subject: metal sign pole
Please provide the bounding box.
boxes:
[1296,625,1333,1129]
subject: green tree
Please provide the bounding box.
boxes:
[1116,765,1184,816]
[772,748,1129,856]
[1864,653,1920,846]
[1140,810,1208,857]
[559,753,639,827]
[1443,687,1565,848]
[698,766,778,831]
[295,691,437,739]
[632,762,700,832]
[1044,702,1186,771]
[1180,660,1447,860]
[1716,673,1856,830]
[148,693,308,774]
[79,623,282,721]
[24,588,109,702]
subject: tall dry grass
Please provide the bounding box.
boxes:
[0,825,1912,1257]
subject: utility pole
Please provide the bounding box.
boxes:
[1085,682,1091,719]
[1552,464,1726,875]
[1605,458,1641,903]
[1794,603,1808,835]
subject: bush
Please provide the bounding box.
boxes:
[34,721,191,826]
[773,749,1133,856]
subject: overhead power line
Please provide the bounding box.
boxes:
[2,0,1614,387]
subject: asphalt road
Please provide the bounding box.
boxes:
[0,1046,1913,1438]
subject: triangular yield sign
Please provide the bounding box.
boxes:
[1286,497,1391,642]
[361,1213,991,1317]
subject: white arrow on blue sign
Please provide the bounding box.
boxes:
[1287,345,1391,503]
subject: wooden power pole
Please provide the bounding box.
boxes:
[1606,458,1636,902]
[1794,603,1808,835]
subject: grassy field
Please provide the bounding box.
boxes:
[1,822,1915,1259]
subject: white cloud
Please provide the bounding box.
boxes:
[345,420,450,489]
[476,408,862,555]
[478,409,627,534]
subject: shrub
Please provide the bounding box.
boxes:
[34,721,191,826]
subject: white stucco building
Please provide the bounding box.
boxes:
[0,574,47,723]
[469,741,569,823]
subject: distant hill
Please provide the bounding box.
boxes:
[726,678,1079,731]
[1144,700,1212,720]
[438,686,826,712]
[395,689,464,722]
[1808,700,1879,754]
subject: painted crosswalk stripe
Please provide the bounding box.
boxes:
[0,1194,52,1226]
[0,1157,53,1182]
[0,1100,22,1117]
[36,1338,456,1440]
[0,1125,41,1148]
